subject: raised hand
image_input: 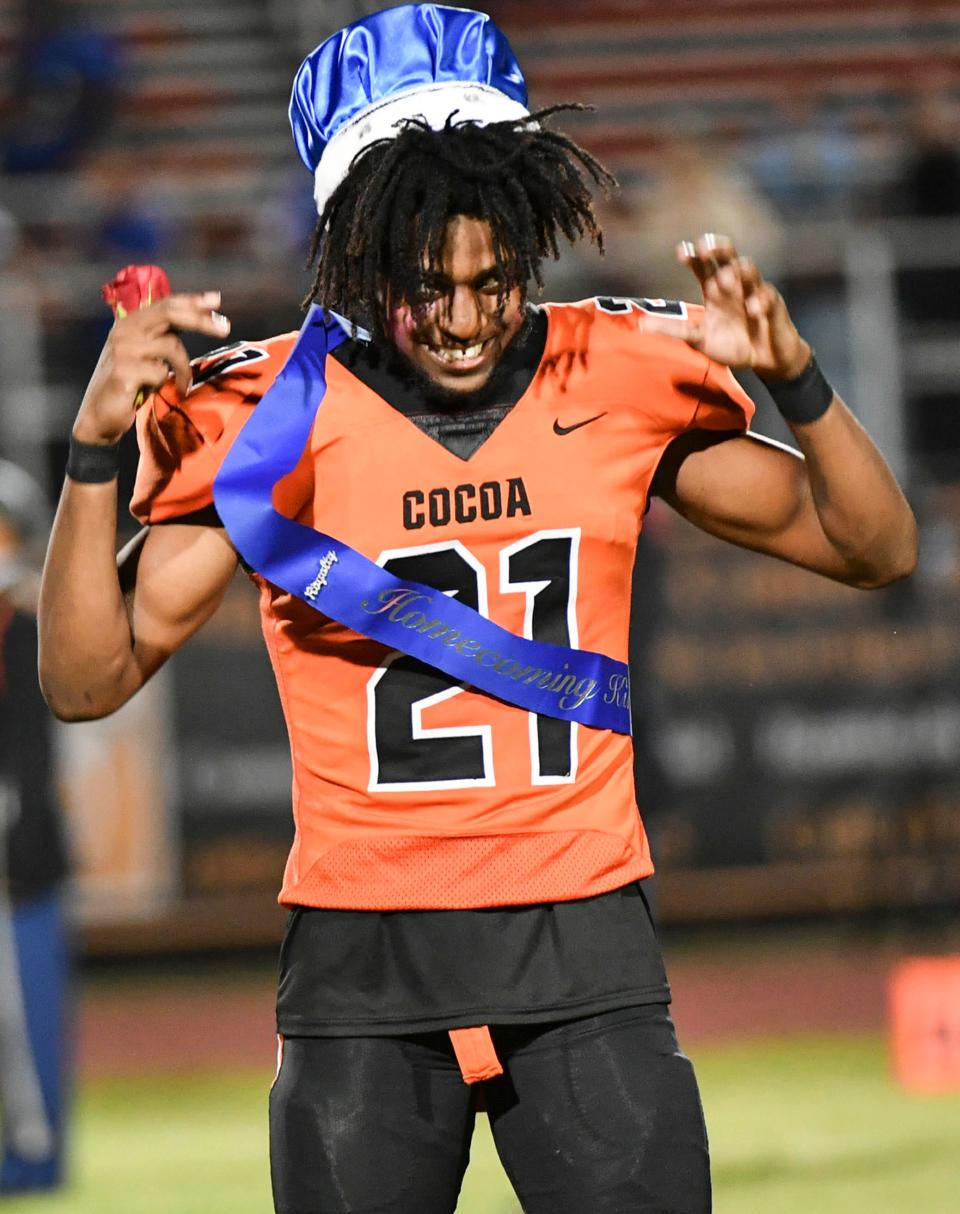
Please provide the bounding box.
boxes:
[73,292,231,445]
[647,233,811,382]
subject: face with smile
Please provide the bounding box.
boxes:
[386,215,526,399]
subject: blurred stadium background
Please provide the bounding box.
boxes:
[2,0,960,1210]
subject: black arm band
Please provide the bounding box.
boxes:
[66,434,122,483]
[762,354,835,426]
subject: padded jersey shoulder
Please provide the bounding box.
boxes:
[540,296,755,439]
[130,333,295,525]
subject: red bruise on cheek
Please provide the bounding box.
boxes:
[387,303,421,362]
[390,304,417,336]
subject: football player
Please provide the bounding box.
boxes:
[39,6,916,1211]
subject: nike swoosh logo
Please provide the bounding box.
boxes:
[553,412,607,436]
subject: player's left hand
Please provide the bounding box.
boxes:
[650,233,811,381]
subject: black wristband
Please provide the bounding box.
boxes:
[762,354,835,426]
[66,434,122,483]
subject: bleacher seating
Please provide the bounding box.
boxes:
[0,0,957,302]
[0,0,292,243]
[500,0,960,170]
[2,1,958,180]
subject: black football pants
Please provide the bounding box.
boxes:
[270,1002,711,1214]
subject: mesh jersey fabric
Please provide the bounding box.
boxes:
[131,297,754,913]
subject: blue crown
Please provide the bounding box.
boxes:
[289,4,529,212]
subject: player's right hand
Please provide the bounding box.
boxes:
[72,292,231,446]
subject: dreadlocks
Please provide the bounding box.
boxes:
[304,105,616,330]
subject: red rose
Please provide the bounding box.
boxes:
[101,264,171,318]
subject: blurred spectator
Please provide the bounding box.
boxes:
[750,98,863,222]
[898,89,960,219]
[540,185,653,303]
[637,136,784,300]
[95,197,170,265]
[895,88,960,336]
[2,0,123,174]
[582,135,785,303]
[0,460,71,1195]
[0,209,49,497]
[251,163,321,279]
[88,159,174,266]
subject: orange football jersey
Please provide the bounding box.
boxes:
[131,298,754,910]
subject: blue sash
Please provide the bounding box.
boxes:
[212,307,631,734]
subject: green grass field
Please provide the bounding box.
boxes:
[5,1035,959,1213]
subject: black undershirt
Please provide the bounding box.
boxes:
[170,308,672,1032]
[277,882,669,1037]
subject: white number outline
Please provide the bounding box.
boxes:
[365,532,584,792]
[366,540,494,791]
[500,528,581,785]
